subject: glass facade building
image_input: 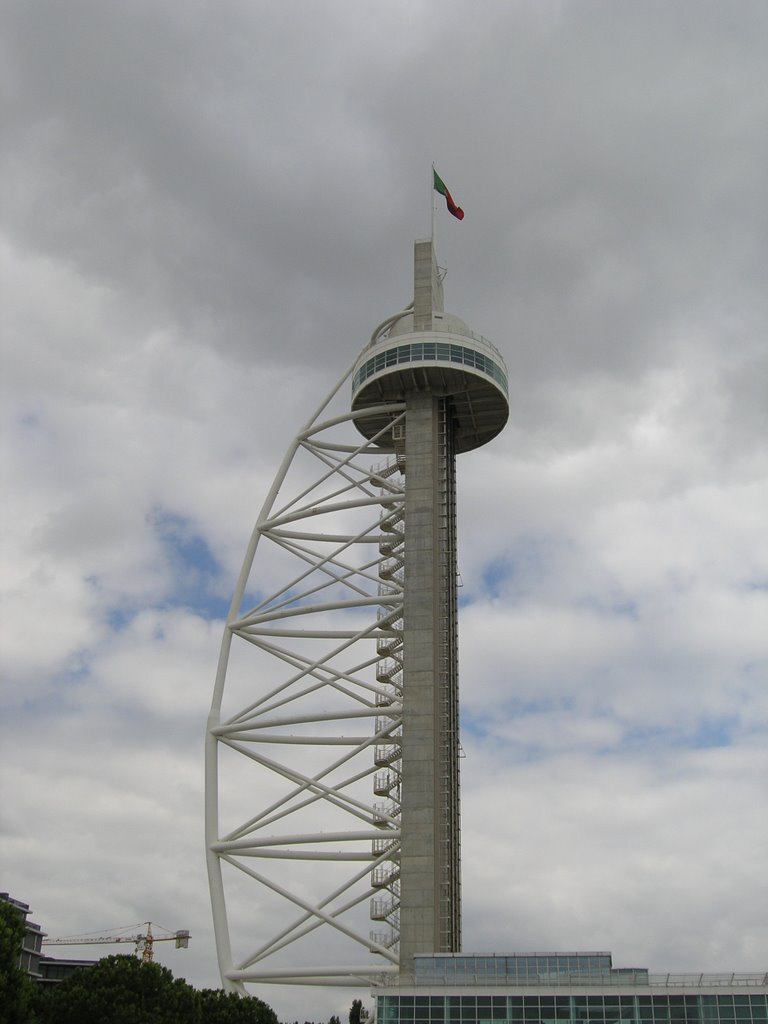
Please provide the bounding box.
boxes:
[374,954,768,1024]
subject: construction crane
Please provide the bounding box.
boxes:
[42,922,190,963]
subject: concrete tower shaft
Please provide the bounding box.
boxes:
[351,241,509,971]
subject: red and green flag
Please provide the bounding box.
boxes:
[433,169,464,220]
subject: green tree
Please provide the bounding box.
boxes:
[198,987,278,1024]
[329,1016,341,1024]
[349,999,364,1024]
[33,954,200,1024]
[0,898,34,1024]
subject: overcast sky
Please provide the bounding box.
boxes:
[2,1,767,1021]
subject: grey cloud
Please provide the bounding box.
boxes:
[2,2,767,1020]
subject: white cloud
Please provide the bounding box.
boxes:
[2,2,767,1021]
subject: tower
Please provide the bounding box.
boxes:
[205,240,508,992]
[351,240,508,969]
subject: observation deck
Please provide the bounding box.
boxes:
[351,241,509,454]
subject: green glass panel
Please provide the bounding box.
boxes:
[700,1000,719,1024]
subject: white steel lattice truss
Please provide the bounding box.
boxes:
[206,364,406,991]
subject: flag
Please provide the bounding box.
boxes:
[433,169,464,220]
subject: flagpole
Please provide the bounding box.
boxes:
[430,162,436,250]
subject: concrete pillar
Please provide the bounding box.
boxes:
[398,391,460,972]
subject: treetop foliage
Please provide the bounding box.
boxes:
[0,898,36,1024]
[18,954,277,1024]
